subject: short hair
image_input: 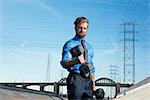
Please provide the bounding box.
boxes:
[74,17,89,27]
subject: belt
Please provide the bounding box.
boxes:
[69,71,90,78]
[69,71,80,75]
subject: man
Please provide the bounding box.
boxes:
[60,17,95,99]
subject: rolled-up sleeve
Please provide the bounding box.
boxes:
[60,42,72,67]
[90,46,95,73]
[91,65,95,73]
[90,58,95,73]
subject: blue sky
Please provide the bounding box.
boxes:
[0,0,149,84]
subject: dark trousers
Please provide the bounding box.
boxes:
[67,72,93,100]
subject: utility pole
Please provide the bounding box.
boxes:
[109,65,120,82]
[109,65,120,98]
[121,22,137,84]
[46,53,50,83]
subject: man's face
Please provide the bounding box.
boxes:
[76,22,88,38]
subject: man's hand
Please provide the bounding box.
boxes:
[78,54,85,64]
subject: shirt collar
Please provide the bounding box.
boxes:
[73,35,84,42]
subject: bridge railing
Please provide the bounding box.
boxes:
[0,77,133,98]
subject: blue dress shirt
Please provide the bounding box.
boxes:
[60,36,95,73]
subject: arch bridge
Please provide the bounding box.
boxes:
[0,77,132,98]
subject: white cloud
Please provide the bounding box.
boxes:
[102,41,120,55]
[103,48,118,55]
[33,0,62,18]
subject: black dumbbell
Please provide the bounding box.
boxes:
[94,88,105,99]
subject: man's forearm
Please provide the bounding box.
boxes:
[90,73,96,91]
[63,59,79,69]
